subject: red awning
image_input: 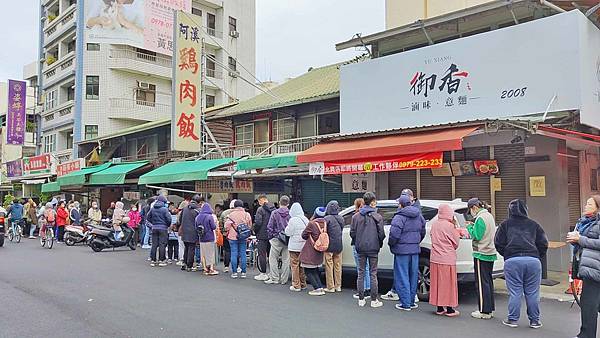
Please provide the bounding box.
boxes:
[297,126,479,163]
[537,126,600,147]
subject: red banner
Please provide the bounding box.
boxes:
[23,154,51,173]
[57,159,84,177]
[323,152,443,175]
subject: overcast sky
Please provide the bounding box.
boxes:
[0,0,384,83]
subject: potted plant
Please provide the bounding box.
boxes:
[48,14,57,22]
[46,55,56,65]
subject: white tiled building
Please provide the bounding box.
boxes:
[38,0,256,161]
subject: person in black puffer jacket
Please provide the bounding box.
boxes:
[253,194,275,281]
[324,200,344,293]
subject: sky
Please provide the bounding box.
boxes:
[0,0,385,83]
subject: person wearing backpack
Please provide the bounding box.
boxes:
[299,215,328,296]
[225,199,253,279]
[253,194,275,281]
[41,202,56,240]
[179,195,202,272]
[265,195,292,285]
[389,195,426,311]
[350,192,385,308]
[285,202,309,292]
[324,200,344,293]
[196,202,218,275]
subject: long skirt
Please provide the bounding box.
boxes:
[429,262,459,308]
[200,242,216,268]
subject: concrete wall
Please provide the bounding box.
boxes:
[385,0,494,28]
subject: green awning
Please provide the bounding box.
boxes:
[41,182,60,193]
[57,163,112,186]
[88,161,149,185]
[138,158,236,185]
[236,153,298,171]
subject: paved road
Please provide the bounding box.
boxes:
[0,239,583,338]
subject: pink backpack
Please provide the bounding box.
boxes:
[311,221,329,252]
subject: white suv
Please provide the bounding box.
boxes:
[340,199,505,300]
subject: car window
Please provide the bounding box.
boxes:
[377,207,397,225]
[420,206,438,221]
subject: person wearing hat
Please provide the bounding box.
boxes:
[312,206,326,220]
[466,198,498,319]
[389,194,426,311]
[147,195,173,267]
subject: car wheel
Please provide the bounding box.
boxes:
[417,256,431,302]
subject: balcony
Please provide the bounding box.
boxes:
[118,150,191,167]
[108,48,172,79]
[203,135,335,160]
[44,5,76,47]
[204,28,224,49]
[54,149,74,163]
[108,98,170,122]
[42,101,74,132]
[43,52,75,89]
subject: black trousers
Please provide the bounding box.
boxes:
[579,278,600,338]
[56,226,65,242]
[167,239,179,260]
[257,239,270,274]
[184,242,196,269]
[222,239,231,267]
[305,267,322,290]
[474,258,495,314]
[150,229,168,262]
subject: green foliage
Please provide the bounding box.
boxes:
[3,194,15,209]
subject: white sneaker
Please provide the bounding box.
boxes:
[150,261,157,267]
[371,299,383,308]
[167,259,172,264]
[471,311,493,319]
[289,286,302,292]
[237,267,242,273]
[335,287,342,292]
[264,279,279,285]
[240,273,247,279]
[176,260,184,266]
[142,245,151,249]
[395,304,411,311]
[29,236,35,239]
[231,273,238,279]
[223,267,230,273]
[414,294,420,303]
[381,291,399,301]
[254,273,269,281]
[158,261,168,267]
[324,288,336,293]
[358,299,366,307]
[308,289,325,296]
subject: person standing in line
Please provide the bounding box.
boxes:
[70,201,82,226]
[140,197,155,249]
[87,201,102,226]
[253,194,275,281]
[351,198,370,299]
[495,199,548,329]
[568,195,600,338]
[466,198,498,319]
[429,204,461,317]
[285,202,309,292]
[106,201,115,219]
[219,200,236,273]
[147,195,172,267]
[324,200,344,293]
[299,217,327,296]
[176,202,186,266]
[127,204,141,245]
[389,195,426,311]
[179,195,202,272]
[350,192,385,308]
[167,207,180,264]
[27,199,38,239]
[225,200,252,279]
[111,201,127,241]
[265,196,292,285]
[196,202,219,275]
[56,201,68,242]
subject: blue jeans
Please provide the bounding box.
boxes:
[394,254,419,308]
[229,239,247,274]
[143,225,151,246]
[353,246,370,290]
[195,245,201,264]
[504,256,542,322]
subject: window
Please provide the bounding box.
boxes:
[228,57,237,72]
[297,115,316,138]
[86,76,99,100]
[85,125,98,140]
[192,7,202,16]
[136,48,156,62]
[254,120,269,145]
[67,86,75,101]
[229,16,237,33]
[206,94,215,108]
[207,13,216,30]
[317,112,340,135]
[67,40,76,54]
[44,90,57,111]
[272,117,295,141]
[135,81,156,106]
[66,132,73,149]
[44,134,56,153]
[235,124,253,145]
[206,54,216,78]
[86,43,100,51]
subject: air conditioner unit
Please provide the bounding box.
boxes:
[229,30,239,38]
[228,71,240,78]
[137,81,150,89]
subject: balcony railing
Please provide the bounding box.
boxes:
[43,53,75,83]
[118,150,192,166]
[44,5,76,41]
[206,28,223,39]
[206,68,223,79]
[109,48,172,68]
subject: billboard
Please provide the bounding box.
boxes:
[340,10,600,134]
[6,159,22,178]
[23,154,52,176]
[6,80,26,145]
[85,0,191,55]
[171,10,202,152]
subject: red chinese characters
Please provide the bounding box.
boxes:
[176,113,199,140]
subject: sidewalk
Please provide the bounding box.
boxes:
[495,271,578,302]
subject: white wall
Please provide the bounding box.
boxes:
[385,0,494,28]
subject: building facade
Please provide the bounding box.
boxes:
[385,0,493,28]
[38,0,256,163]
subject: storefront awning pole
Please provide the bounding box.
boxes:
[145,185,203,195]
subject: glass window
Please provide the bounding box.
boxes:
[272,118,295,141]
[229,16,237,33]
[376,207,399,225]
[207,13,216,30]
[317,112,340,135]
[88,42,100,51]
[235,124,253,145]
[45,90,57,110]
[254,120,269,145]
[297,115,316,138]
[66,132,73,149]
[192,7,202,16]
[85,125,98,140]
[44,134,56,153]
[86,76,99,100]
[228,57,237,72]
[67,40,76,53]
[135,82,156,106]
[206,94,215,108]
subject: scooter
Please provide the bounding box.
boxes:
[64,222,91,246]
[0,211,5,247]
[88,223,136,252]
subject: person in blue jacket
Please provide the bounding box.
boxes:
[389,194,426,311]
[147,195,173,267]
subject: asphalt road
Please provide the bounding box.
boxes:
[0,238,584,338]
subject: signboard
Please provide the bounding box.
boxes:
[340,11,600,133]
[529,176,546,197]
[450,161,475,176]
[320,152,442,175]
[123,191,141,201]
[195,179,254,193]
[309,162,325,176]
[23,154,52,176]
[85,0,191,55]
[473,160,499,176]
[6,80,26,145]
[171,10,202,152]
[431,163,452,177]
[6,159,22,178]
[342,173,376,193]
[56,159,85,177]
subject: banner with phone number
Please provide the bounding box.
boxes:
[322,152,443,175]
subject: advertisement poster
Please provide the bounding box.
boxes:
[6,80,26,145]
[195,180,254,193]
[6,159,23,178]
[450,161,475,176]
[321,152,442,175]
[171,10,202,152]
[473,160,499,176]
[56,159,85,177]
[431,163,453,177]
[342,173,376,193]
[85,0,191,55]
[530,176,546,197]
[23,154,52,176]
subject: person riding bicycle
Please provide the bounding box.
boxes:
[41,202,56,240]
[7,199,24,233]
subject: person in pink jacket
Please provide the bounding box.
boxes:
[128,204,142,245]
[224,200,252,279]
[429,204,461,317]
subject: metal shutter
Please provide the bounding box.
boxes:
[420,151,452,200]
[300,177,362,213]
[455,147,491,204]
[300,178,323,214]
[568,150,581,228]
[389,170,417,200]
[494,144,526,223]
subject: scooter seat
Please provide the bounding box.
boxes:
[92,228,112,237]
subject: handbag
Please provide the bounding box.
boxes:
[277,230,289,245]
[216,226,224,246]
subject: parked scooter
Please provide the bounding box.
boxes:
[0,207,6,247]
[88,222,136,252]
[64,221,91,246]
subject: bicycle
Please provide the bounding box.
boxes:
[7,219,23,243]
[39,220,54,249]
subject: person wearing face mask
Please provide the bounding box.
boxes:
[88,201,102,226]
[466,198,498,320]
[128,203,142,245]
